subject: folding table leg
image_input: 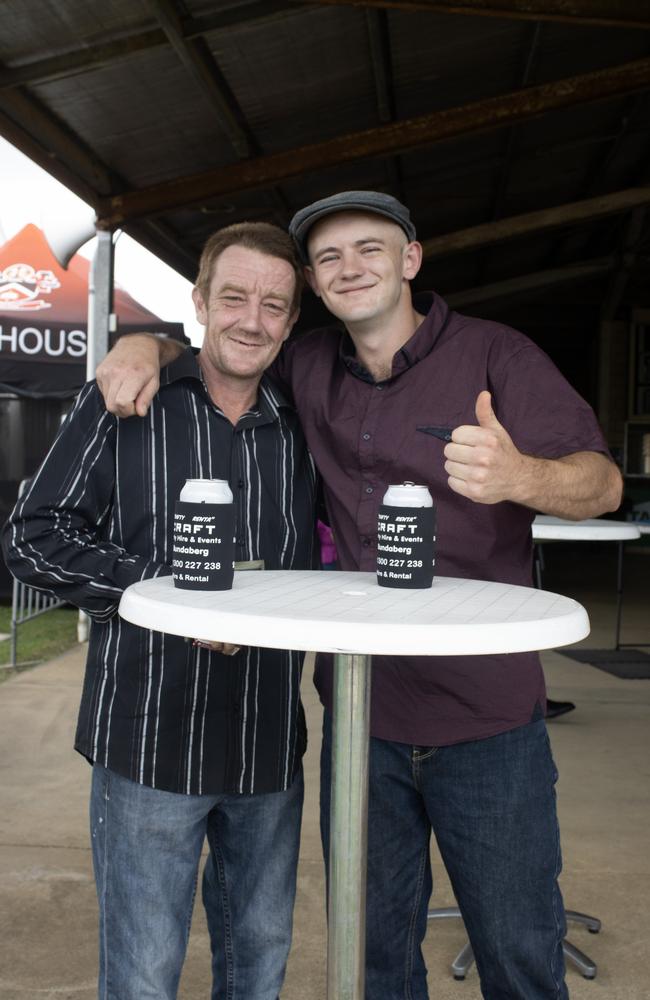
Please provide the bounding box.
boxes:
[615,540,625,650]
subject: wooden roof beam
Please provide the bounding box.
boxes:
[147,0,256,159]
[0,87,115,198]
[0,31,166,90]
[98,57,650,227]
[0,3,298,91]
[446,257,613,308]
[148,0,293,220]
[299,1,650,31]
[421,188,650,259]
[0,106,101,209]
[475,20,542,284]
[364,8,406,199]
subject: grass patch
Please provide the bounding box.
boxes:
[0,602,80,674]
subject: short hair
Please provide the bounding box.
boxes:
[195,222,304,312]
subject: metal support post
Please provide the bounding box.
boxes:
[87,229,115,378]
[327,652,372,1000]
[614,540,625,649]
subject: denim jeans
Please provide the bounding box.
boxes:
[90,763,303,1000]
[321,713,568,1000]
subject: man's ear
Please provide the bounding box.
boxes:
[192,286,208,325]
[402,241,423,281]
[304,266,321,298]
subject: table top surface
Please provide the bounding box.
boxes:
[532,515,641,541]
[119,572,589,656]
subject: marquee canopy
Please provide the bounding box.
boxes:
[0,224,185,397]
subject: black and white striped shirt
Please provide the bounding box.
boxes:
[3,349,316,795]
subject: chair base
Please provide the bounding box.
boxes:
[427,906,601,980]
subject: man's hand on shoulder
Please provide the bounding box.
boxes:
[96,333,183,418]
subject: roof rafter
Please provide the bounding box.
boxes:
[421,186,650,258]
[97,56,650,227]
[0,68,197,278]
[475,19,542,284]
[364,8,405,199]
[447,257,613,308]
[0,3,299,91]
[298,0,650,30]
[3,1,644,96]
[0,87,114,197]
[146,0,257,159]
[146,0,291,218]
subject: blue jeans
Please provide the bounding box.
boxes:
[321,713,568,1000]
[90,764,303,1000]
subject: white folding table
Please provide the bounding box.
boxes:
[532,516,641,648]
[120,570,589,1000]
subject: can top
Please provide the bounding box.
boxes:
[383,482,433,507]
[180,478,233,503]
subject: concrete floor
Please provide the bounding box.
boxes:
[0,546,648,999]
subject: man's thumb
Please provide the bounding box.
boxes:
[475,390,499,429]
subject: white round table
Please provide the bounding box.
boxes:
[532,516,641,648]
[120,571,589,1000]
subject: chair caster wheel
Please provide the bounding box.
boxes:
[588,928,600,934]
[453,974,466,981]
[583,973,597,980]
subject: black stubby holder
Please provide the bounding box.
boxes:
[376,505,436,589]
[172,501,236,591]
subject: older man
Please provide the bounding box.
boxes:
[95,192,621,1000]
[3,222,316,1000]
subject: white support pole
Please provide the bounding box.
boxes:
[87,229,115,379]
[80,228,115,643]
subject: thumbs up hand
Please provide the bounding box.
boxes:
[443,390,526,504]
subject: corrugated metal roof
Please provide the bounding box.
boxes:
[1,0,649,403]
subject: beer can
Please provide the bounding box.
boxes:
[180,479,233,505]
[173,478,236,591]
[382,483,433,509]
[376,481,436,589]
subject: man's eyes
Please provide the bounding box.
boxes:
[317,246,382,263]
[218,296,286,313]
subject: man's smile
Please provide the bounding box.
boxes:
[335,284,376,294]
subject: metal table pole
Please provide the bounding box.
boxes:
[327,652,372,1000]
[614,539,625,650]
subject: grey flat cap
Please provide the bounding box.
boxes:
[289,190,416,262]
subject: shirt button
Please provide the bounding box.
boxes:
[238,479,244,489]
[365,486,373,494]
[237,537,245,546]
[376,385,383,391]
[362,433,371,441]
[362,538,372,547]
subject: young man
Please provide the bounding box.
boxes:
[95,192,622,1000]
[2,223,316,1000]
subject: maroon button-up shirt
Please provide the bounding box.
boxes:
[274,292,609,745]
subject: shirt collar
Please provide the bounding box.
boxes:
[160,346,294,423]
[339,290,452,383]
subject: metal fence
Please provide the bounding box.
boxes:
[9,577,65,667]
